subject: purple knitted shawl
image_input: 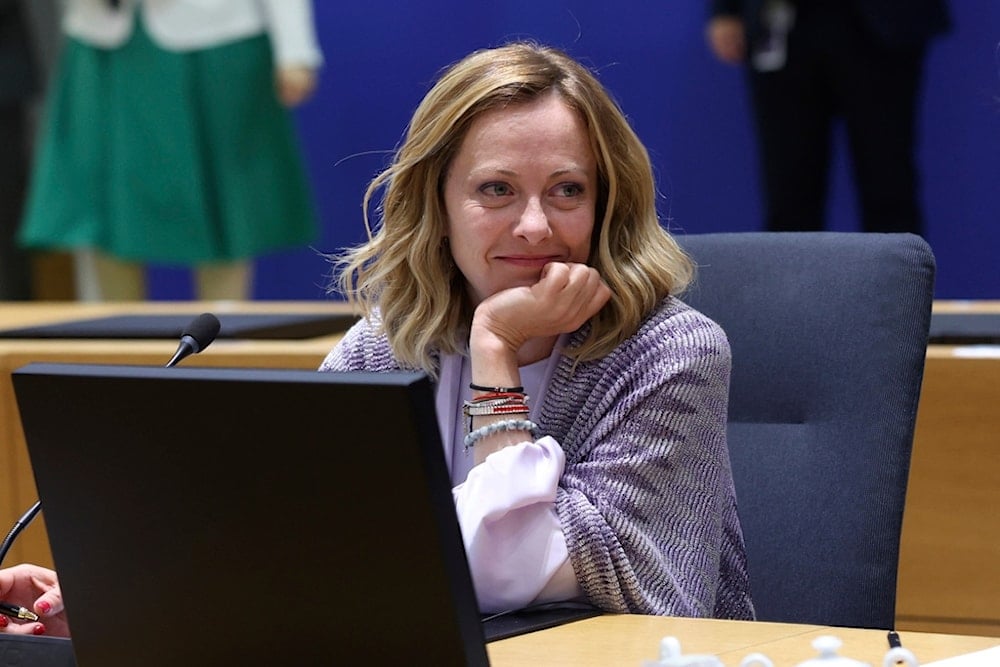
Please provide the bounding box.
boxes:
[320,296,755,619]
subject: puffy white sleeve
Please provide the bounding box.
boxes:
[452,436,582,613]
[259,0,323,67]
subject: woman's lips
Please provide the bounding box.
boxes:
[496,255,561,268]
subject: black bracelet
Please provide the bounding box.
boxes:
[469,382,525,394]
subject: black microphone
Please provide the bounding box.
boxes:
[1,314,222,567]
[165,312,221,368]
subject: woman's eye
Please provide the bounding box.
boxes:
[555,183,583,197]
[481,183,512,197]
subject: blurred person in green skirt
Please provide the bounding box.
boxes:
[18,0,323,301]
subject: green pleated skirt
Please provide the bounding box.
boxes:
[19,22,318,264]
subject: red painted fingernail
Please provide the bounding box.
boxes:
[37,601,51,615]
[32,623,47,635]
[0,614,9,627]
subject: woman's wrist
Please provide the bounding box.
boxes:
[469,324,521,392]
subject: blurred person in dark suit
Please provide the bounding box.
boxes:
[706,0,950,234]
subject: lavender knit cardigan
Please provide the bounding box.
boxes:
[319,295,755,620]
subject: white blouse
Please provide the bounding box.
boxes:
[435,345,583,614]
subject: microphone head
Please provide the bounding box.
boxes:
[183,313,221,353]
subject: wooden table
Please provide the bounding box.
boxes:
[0,301,352,568]
[487,614,1000,666]
[896,301,1000,637]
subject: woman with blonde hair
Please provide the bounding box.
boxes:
[324,42,754,619]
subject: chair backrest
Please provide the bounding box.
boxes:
[676,232,935,630]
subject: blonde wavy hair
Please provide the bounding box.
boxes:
[334,41,693,373]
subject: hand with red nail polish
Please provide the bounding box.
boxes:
[0,563,70,637]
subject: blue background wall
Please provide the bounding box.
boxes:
[151,1,1000,300]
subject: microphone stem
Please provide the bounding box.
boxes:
[0,501,42,567]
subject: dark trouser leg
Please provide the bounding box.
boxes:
[747,40,833,232]
[832,41,926,234]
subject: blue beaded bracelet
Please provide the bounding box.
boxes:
[463,419,539,452]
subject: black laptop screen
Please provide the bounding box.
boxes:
[13,363,487,666]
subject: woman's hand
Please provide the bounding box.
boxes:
[472,262,612,356]
[0,564,70,637]
[467,263,611,441]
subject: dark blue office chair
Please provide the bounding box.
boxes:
[676,232,935,630]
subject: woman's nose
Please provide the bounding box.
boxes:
[514,197,553,243]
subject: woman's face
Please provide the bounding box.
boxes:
[442,93,598,306]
